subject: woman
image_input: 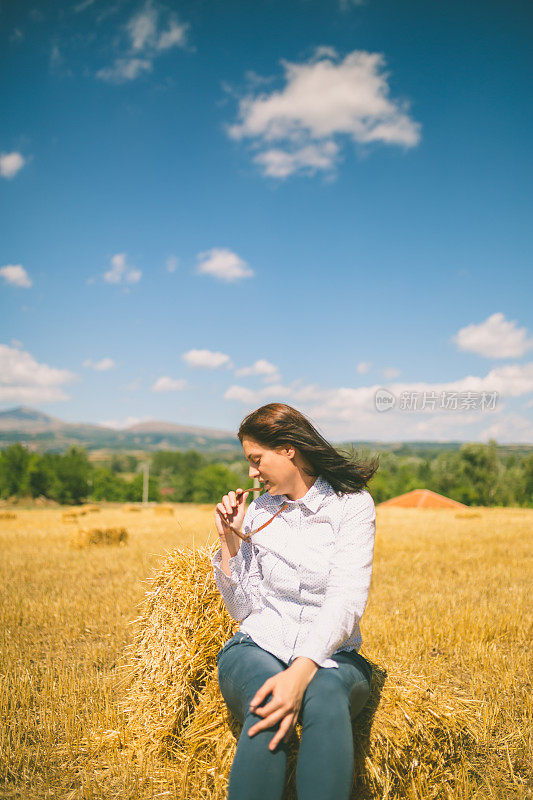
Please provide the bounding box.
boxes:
[211,402,378,800]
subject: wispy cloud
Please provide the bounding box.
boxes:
[96,1,189,84]
[166,255,179,273]
[103,253,142,284]
[383,367,401,379]
[196,248,254,282]
[235,359,280,382]
[0,152,26,179]
[356,361,371,374]
[453,312,533,359]
[0,343,78,403]
[99,415,146,429]
[0,264,32,288]
[83,357,116,371]
[224,362,533,441]
[182,349,233,369]
[152,376,187,392]
[227,47,421,178]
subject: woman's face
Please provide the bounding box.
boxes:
[241,437,296,496]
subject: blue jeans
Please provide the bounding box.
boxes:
[216,632,372,800]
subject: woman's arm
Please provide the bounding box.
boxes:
[289,490,376,665]
[211,504,263,621]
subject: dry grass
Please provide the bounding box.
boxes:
[0,511,17,520]
[0,503,531,799]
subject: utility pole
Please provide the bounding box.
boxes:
[142,461,149,505]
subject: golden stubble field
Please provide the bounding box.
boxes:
[0,503,531,799]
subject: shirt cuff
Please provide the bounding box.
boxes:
[211,547,245,585]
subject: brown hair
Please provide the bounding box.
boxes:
[238,402,378,496]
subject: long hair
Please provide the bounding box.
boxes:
[238,403,379,496]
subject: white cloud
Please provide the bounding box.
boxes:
[157,18,188,50]
[152,376,187,392]
[0,344,77,402]
[235,359,279,379]
[127,3,158,50]
[73,0,96,11]
[103,253,142,284]
[182,349,233,369]
[0,264,32,288]
[228,48,421,178]
[97,2,189,84]
[83,357,116,371]
[0,152,26,179]
[196,248,254,282]
[479,414,533,444]
[224,363,533,442]
[453,312,533,359]
[99,416,146,429]
[96,58,152,83]
[383,367,401,379]
[254,141,339,178]
[356,361,371,374]
[166,255,179,273]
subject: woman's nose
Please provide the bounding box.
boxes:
[249,465,260,478]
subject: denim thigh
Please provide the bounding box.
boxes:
[300,649,372,721]
[216,633,288,724]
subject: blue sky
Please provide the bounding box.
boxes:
[1,0,532,443]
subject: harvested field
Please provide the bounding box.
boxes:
[0,503,531,799]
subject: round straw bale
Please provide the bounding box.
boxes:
[126,506,142,512]
[70,527,128,548]
[154,505,174,516]
[119,543,488,799]
[0,511,17,520]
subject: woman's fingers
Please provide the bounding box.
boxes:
[248,703,285,737]
[269,713,297,751]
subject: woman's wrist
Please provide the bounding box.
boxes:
[287,656,319,685]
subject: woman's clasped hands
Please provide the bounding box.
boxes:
[247,666,311,751]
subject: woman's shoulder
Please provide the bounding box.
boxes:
[340,488,376,518]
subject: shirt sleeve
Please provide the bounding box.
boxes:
[211,501,263,622]
[290,490,376,666]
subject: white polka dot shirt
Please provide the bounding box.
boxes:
[211,475,376,669]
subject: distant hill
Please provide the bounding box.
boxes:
[0,406,240,453]
[0,406,531,457]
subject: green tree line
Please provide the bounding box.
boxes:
[0,441,531,507]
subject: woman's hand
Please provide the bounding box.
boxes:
[214,488,249,535]
[214,489,250,555]
[247,663,316,751]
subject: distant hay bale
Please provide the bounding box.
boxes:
[119,544,486,799]
[126,506,142,512]
[154,505,174,516]
[0,512,17,520]
[83,505,101,513]
[62,509,88,522]
[70,527,129,549]
[455,512,482,519]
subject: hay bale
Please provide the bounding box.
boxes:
[70,527,129,548]
[154,505,174,516]
[62,509,88,522]
[455,512,481,519]
[83,505,101,513]
[126,506,142,513]
[0,511,17,520]
[119,544,487,799]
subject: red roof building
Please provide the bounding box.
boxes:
[378,489,468,509]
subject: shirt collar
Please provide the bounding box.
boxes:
[275,475,332,513]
